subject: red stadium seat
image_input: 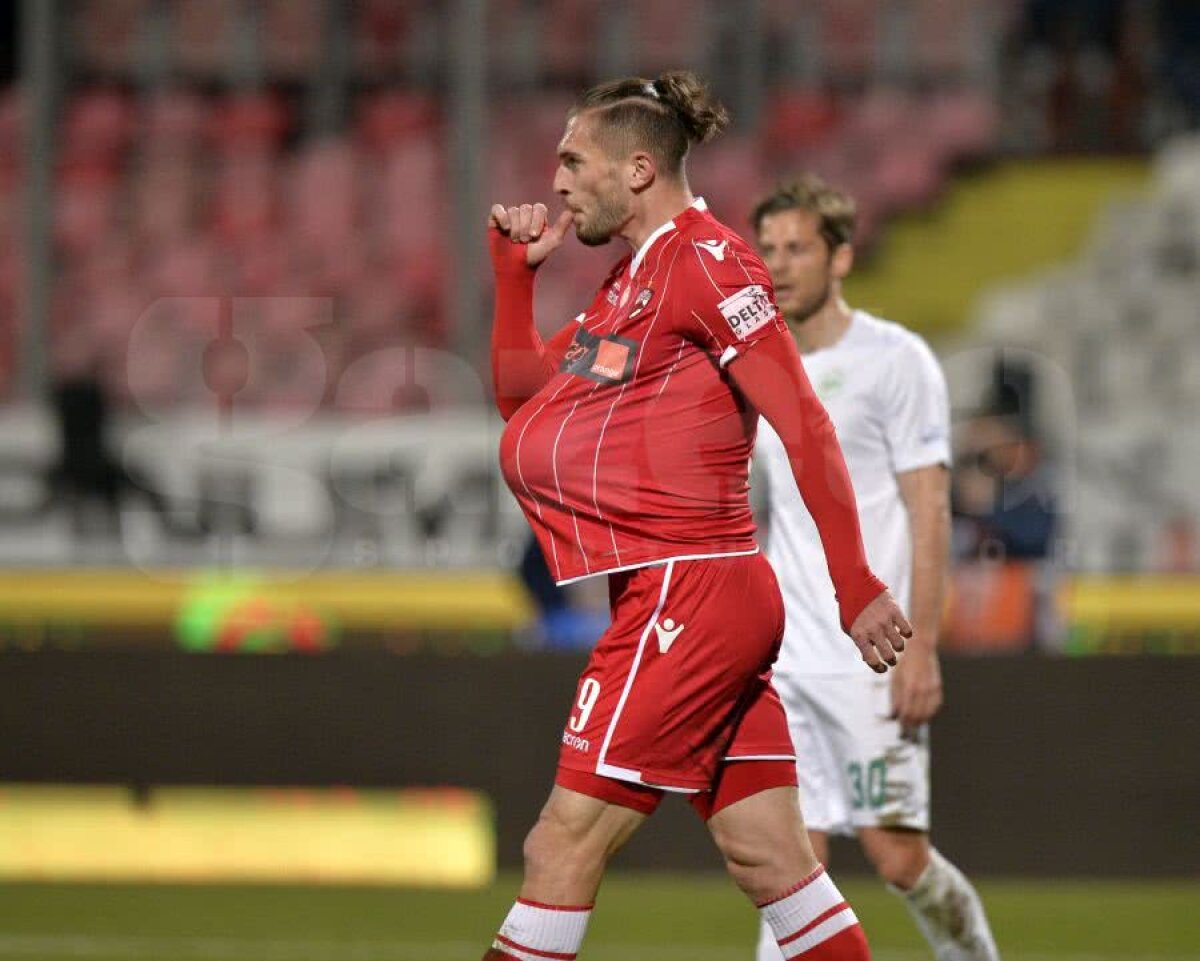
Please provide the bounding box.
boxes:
[764,89,842,156]
[73,0,150,77]
[630,0,710,72]
[815,0,884,81]
[210,153,279,242]
[541,0,600,82]
[171,0,239,79]
[140,90,210,155]
[54,165,118,255]
[355,91,439,152]
[352,0,423,78]
[62,90,134,166]
[287,141,362,256]
[130,155,199,244]
[925,88,1000,159]
[261,0,323,80]
[208,94,290,155]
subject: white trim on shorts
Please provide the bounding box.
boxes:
[554,547,759,587]
[724,754,796,762]
[593,559,703,794]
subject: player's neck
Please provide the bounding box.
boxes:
[621,184,695,253]
[790,296,853,354]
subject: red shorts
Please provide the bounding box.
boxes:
[556,552,795,812]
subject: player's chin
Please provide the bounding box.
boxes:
[576,225,613,247]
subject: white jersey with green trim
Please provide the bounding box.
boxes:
[754,310,951,677]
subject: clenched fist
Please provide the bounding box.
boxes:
[488,202,573,270]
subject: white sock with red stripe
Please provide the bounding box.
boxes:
[490,897,593,961]
[757,866,870,959]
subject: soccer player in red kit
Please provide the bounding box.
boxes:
[482,72,912,961]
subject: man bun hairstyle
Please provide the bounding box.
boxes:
[750,173,857,251]
[574,70,730,176]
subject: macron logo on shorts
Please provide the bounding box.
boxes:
[654,617,684,653]
[718,284,776,340]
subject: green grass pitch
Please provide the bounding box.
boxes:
[0,873,1196,960]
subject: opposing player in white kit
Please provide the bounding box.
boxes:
[750,176,1000,961]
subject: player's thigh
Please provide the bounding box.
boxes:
[819,674,931,833]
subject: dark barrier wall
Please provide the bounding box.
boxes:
[1,651,1197,876]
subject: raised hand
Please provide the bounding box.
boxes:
[488,202,573,269]
[848,589,912,674]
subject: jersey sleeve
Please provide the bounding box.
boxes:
[676,236,789,367]
[882,334,952,474]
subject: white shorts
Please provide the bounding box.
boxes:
[773,670,930,837]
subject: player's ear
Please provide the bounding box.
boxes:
[831,242,854,280]
[629,151,656,191]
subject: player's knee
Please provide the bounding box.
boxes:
[711,827,788,901]
[522,809,604,883]
[860,830,929,889]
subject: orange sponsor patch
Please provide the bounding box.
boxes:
[591,340,630,380]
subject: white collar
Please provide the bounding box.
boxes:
[628,197,708,278]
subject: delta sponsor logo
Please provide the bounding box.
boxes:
[562,730,591,753]
[718,284,776,340]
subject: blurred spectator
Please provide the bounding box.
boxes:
[1159,1,1200,128]
[516,535,607,651]
[39,336,183,538]
[952,412,1057,562]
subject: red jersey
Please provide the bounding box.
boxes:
[499,199,788,584]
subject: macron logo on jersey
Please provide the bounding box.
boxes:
[654,617,684,653]
[718,284,776,340]
[696,239,728,262]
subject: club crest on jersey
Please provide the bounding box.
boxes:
[560,328,638,385]
[628,287,654,318]
[718,284,776,340]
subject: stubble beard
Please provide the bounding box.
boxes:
[575,192,630,247]
[784,280,833,328]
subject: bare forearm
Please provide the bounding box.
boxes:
[899,467,951,648]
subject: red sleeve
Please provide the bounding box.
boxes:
[728,331,887,632]
[488,227,568,421]
[676,235,790,366]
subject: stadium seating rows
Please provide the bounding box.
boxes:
[0,80,997,409]
[67,0,1020,87]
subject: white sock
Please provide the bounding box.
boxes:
[758,866,864,959]
[492,897,592,961]
[895,848,1000,961]
[756,915,786,961]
